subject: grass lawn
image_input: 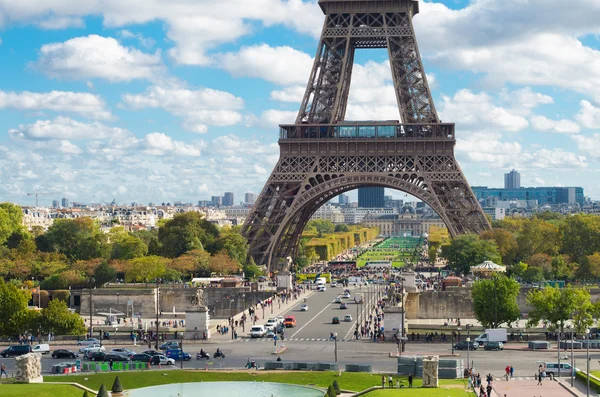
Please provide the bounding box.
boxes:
[0,384,83,397]
[46,370,467,392]
[361,388,475,397]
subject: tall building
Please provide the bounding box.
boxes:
[211,196,222,207]
[504,169,521,189]
[472,186,584,206]
[222,192,234,207]
[245,192,257,205]
[61,197,69,208]
[358,187,384,208]
[338,194,349,205]
[52,200,59,208]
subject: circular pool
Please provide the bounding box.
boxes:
[126,381,325,397]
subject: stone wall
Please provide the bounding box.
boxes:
[203,288,274,318]
[79,288,156,317]
[410,288,475,319]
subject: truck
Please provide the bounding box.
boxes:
[474,328,507,344]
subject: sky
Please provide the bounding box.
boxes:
[0,0,600,207]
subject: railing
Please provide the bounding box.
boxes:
[279,122,454,140]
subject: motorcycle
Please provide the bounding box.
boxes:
[196,351,210,360]
[246,360,259,369]
[214,351,226,359]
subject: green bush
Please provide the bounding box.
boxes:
[332,379,341,395]
[576,370,600,392]
[82,391,89,397]
[111,376,123,392]
[96,384,109,397]
[327,384,336,397]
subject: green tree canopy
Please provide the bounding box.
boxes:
[109,228,148,260]
[334,224,350,233]
[516,218,560,261]
[37,299,85,335]
[158,212,219,257]
[479,228,518,266]
[0,278,32,336]
[306,220,335,236]
[526,286,592,332]
[560,214,600,264]
[0,202,24,245]
[42,218,109,260]
[522,266,544,283]
[124,256,168,283]
[471,274,521,328]
[441,234,501,275]
[576,252,600,281]
[214,228,248,265]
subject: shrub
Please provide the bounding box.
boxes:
[111,375,123,392]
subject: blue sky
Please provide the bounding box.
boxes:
[0,0,599,207]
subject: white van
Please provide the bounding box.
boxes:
[31,344,50,354]
[250,325,266,338]
[318,284,326,292]
[538,362,575,377]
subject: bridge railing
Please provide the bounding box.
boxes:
[279,122,455,140]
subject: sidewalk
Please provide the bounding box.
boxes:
[209,289,314,341]
[493,378,585,397]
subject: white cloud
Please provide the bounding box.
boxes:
[33,35,163,82]
[142,132,205,157]
[9,116,131,141]
[525,149,587,169]
[573,133,600,159]
[37,16,84,30]
[0,90,112,120]
[255,109,297,127]
[439,89,529,132]
[56,140,82,154]
[530,115,580,134]
[576,100,600,129]
[119,29,155,49]
[123,85,244,133]
[254,164,267,174]
[216,44,314,85]
[502,87,554,115]
[270,85,306,103]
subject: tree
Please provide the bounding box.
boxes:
[516,218,560,261]
[0,202,24,245]
[37,300,86,335]
[306,220,335,236]
[334,224,349,233]
[480,228,518,266]
[332,380,341,395]
[97,384,110,397]
[327,384,336,397]
[0,279,32,336]
[132,229,160,255]
[43,218,109,260]
[243,257,263,280]
[109,228,148,260]
[215,228,248,265]
[510,261,528,278]
[158,212,219,257]
[550,255,576,280]
[111,376,124,393]
[441,234,501,275]
[471,274,521,328]
[522,266,544,283]
[170,249,211,277]
[209,250,240,275]
[560,214,600,264]
[124,256,168,283]
[526,286,592,331]
[94,261,116,286]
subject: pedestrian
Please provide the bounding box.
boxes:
[388,375,393,387]
[0,362,7,378]
[537,365,543,385]
[510,365,514,378]
[505,365,510,380]
[109,358,114,371]
[381,375,385,389]
[486,384,492,397]
[408,374,413,388]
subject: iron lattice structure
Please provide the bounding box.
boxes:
[243,0,490,270]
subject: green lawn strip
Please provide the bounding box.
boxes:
[46,370,466,392]
[360,388,474,397]
[0,384,83,397]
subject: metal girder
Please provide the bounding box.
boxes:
[242,0,490,271]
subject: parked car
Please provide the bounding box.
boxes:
[300,303,308,311]
[484,341,504,351]
[454,341,479,351]
[104,353,129,362]
[266,329,275,338]
[51,349,79,359]
[332,317,340,324]
[1,345,31,358]
[142,350,161,356]
[31,344,50,355]
[110,348,135,358]
[79,344,105,354]
[339,303,348,310]
[131,353,152,362]
[89,351,107,361]
[159,341,180,350]
[165,349,191,361]
[344,315,353,322]
[334,297,342,303]
[150,354,175,365]
[76,338,100,346]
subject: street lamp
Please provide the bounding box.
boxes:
[400,276,406,353]
[334,332,338,363]
[155,278,161,350]
[568,324,574,387]
[586,328,591,397]
[466,337,471,375]
[88,277,95,337]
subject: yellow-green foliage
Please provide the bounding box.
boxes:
[304,227,379,261]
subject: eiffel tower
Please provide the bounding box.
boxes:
[243,0,490,270]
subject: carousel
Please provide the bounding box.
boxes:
[470,260,506,278]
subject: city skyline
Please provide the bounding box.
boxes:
[1,0,599,206]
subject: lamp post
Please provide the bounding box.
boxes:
[89,277,95,337]
[334,332,338,363]
[466,337,471,374]
[155,278,160,350]
[451,331,455,355]
[400,276,406,353]
[558,331,561,379]
[586,328,590,397]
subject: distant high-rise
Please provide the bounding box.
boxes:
[245,192,257,205]
[338,194,349,205]
[504,169,520,189]
[222,192,234,207]
[52,200,59,208]
[211,196,222,207]
[61,197,69,208]
[358,187,384,208]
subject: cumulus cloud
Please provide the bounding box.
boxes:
[122,85,244,133]
[216,44,314,85]
[0,90,112,120]
[530,115,580,134]
[142,132,205,157]
[573,133,600,159]
[270,85,306,103]
[9,116,130,141]
[576,100,600,129]
[33,35,164,82]
[37,16,85,30]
